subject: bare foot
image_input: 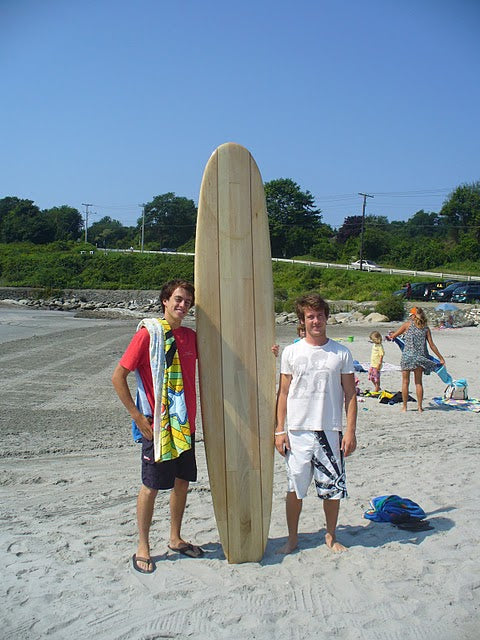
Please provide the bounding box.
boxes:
[401,407,407,412]
[276,540,298,555]
[418,407,423,413]
[325,533,347,553]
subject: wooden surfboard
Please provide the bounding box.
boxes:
[195,142,276,563]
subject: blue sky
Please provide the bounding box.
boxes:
[2,0,479,230]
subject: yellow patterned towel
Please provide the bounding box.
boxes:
[137,318,191,462]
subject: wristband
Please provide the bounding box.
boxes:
[274,431,286,436]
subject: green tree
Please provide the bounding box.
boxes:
[0,197,22,232]
[44,205,83,241]
[337,235,360,263]
[440,181,480,240]
[88,216,130,247]
[310,237,339,262]
[141,193,197,249]
[1,199,54,244]
[405,238,448,270]
[264,178,322,258]
[383,238,414,267]
[450,233,480,263]
[336,216,362,243]
[361,227,392,262]
[403,209,445,238]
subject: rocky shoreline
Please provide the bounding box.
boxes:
[0,286,478,326]
[0,286,388,324]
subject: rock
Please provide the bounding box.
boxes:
[333,312,355,324]
[350,311,365,321]
[364,312,389,323]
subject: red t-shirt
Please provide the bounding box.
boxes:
[119,326,197,433]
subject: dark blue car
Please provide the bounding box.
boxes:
[451,284,480,303]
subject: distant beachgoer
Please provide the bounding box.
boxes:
[386,307,445,412]
[368,331,384,393]
[443,314,454,328]
[405,282,412,299]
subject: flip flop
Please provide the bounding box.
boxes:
[395,520,434,532]
[132,553,156,574]
[167,543,204,558]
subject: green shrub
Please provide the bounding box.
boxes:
[283,297,297,313]
[274,299,284,313]
[375,296,405,321]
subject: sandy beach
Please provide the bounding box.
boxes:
[1,304,479,640]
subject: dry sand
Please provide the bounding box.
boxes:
[1,304,479,640]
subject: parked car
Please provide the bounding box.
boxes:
[395,281,448,301]
[351,259,380,271]
[430,281,470,301]
[411,282,437,300]
[451,283,480,303]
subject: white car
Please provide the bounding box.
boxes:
[351,259,380,272]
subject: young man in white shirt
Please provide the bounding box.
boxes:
[275,293,357,554]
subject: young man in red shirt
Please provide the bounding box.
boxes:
[112,279,202,574]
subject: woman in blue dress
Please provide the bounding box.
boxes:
[387,307,445,412]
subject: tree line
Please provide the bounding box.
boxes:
[1,179,479,272]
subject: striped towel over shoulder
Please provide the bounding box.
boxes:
[137,318,192,462]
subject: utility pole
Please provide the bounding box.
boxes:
[139,204,146,252]
[358,193,374,270]
[82,203,93,244]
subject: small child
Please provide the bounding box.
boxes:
[273,324,305,358]
[368,331,384,392]
[293,324,306,343]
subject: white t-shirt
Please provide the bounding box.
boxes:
[280,338,355,432]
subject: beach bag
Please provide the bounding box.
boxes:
[444,379,468,401]
[364,495,426,523]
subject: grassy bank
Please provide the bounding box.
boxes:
[0,243,465,312]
